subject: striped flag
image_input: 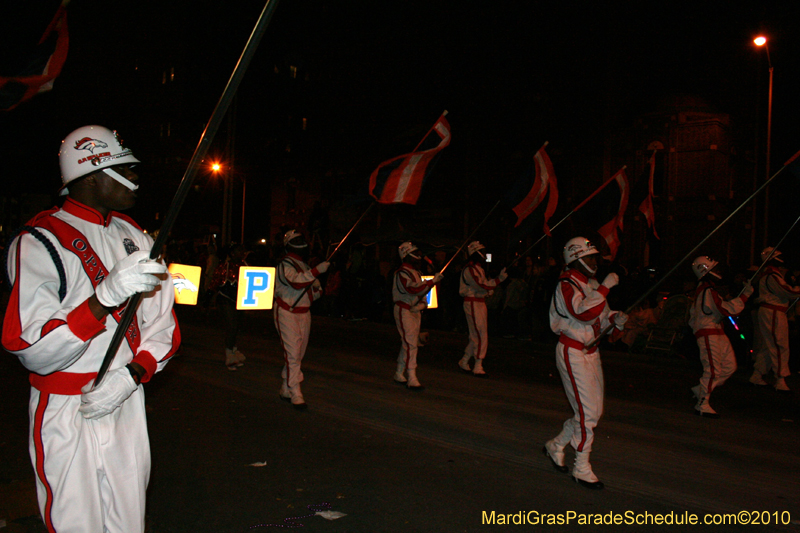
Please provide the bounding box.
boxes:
[505,143,559,233]
[638,150,659,239]
[369,113,451,205]
[597,167,629,259]
[0,2,69,112]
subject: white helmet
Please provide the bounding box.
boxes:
[761,247,783,263]
[398,241,420,260]
[692,256,721,280]
[563,237,598,265]
[58,125,140,195]
[467,241,485,258]
[283,229,307,248]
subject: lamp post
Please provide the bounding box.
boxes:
[212,162,231,246]
[754,36,773,248]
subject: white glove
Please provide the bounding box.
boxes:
[95,250,167,307]
[613,312,629,329]
[601,273,619,289]
[79,368,139,420]
[315,261,330,274]
[741,281,754,298]
[498,268,508,282]
[432,273,444,283]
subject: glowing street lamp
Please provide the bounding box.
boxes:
[754,35,773,248]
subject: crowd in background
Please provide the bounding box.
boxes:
[160,232,799,376]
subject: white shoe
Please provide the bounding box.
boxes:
[775,378,790,392]
[458,355,471,372]
[694,400,720,418]
[573,451,603,489]
[472,359,486,376]
[543,440,568,473]
[406,369,424,391]
[290,385,307,409]
[279,381,291,401]
[393,371,407,384]
[749,371,767,386]
[232,347,245,367]
[225,349,238,371]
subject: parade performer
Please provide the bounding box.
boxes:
[750,247,800,391]
[208,243,248,370]
[392,242,442,390]
[273,230,329,408]
[688,256,753,417]
[458,241,507,375]
[544,237,626,490]
[2,125,180,532]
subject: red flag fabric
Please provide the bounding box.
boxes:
[597,167,629,259]
[0,4,69,112]
[369,114,451,205]
[508,144,558,233]
[638,150,659,239]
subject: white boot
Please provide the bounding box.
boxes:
[290,384,307,409]
[691,385,701,400]
[458,354,472,372]
[775,377,790,392]
[472,358,486,376]
[749,371,767,386]
[694,396,719,418]
[394,362,407,384]
[406,368,424,391]
[225,348,238,370]
[232,347,245,367]
[573,451,603,489]
[542,440,568,473]
[279,380,291,401]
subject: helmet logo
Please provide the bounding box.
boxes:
[74,137,109,154]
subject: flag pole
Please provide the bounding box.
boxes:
[439,199,502,275]
[509,166,626,267]
[587,148,800,349]
[94,0,281,387]
[411,110,448,152]
[737,212,800,297]
[288,202,375,309]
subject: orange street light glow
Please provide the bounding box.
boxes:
[212,163,221,172]
[754,36,767,46]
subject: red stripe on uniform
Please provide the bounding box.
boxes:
[563,346,587,452]
[33,393,56,533]
[274,307,291,384]
[703,335,716,392]
[398,308,410,367]
[769,309,782,375]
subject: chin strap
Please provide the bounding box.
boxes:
[103,168,139,192]
[579,258,597,275]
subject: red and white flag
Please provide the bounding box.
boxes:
[0,2,69,112]
[369,113,451,205]
[638,150,659,239]
[506,143,559,233]
[597,167,629,259]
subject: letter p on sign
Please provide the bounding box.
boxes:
[236,267,276,310]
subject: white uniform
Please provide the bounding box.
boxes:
[752,266,800,379]
[2,198,180,533]
[392,263,433,373]
[548,268,618,453]
[688,280,748,401]
[459,261,503,362]
[273,253,322,389]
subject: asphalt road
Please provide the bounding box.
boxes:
[2,305,799,532]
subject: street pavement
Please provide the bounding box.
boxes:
[2,304,799,532]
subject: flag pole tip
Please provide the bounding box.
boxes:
[442,110,449,116]
[543,141,549,146]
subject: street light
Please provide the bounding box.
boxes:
[211,161,231,246]
[754,35,773,248]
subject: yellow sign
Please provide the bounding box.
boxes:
[422,276,438,309]
[236,266,276,310]
[168,264,202,305]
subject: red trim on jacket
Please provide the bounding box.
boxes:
[560,270,605,322]
[66,299,107,341]
[558,334,599,355]
[30,371,97,395]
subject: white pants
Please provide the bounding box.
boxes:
[463,300,489,360]
[394,306,421,371]
[274,307,311,388]
[753,307,791,378]
[29,387,150,533]
[695,331,737,398]
[553,343,604,453]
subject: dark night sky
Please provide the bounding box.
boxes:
[2,0,799,259]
